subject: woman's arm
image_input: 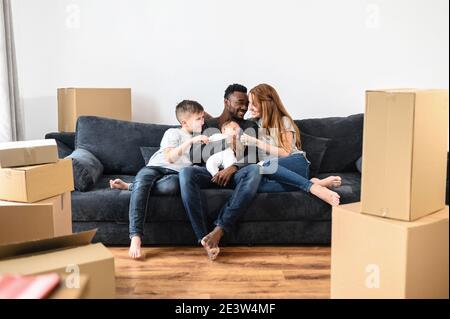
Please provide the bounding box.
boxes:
[241,131,294,158]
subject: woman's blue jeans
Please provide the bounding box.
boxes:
[257,153,314,193]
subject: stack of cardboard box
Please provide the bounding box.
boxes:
[57,88,132,132]
[331,89,449,299]
[0,140,73,243]
[0,140,116,298]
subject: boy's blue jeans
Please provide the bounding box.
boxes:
[129,166,178,239]
[257,153,314,193]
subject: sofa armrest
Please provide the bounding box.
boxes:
[66,148,104,192]
[45,132,75,158]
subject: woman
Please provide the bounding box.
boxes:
[240,84,341,206]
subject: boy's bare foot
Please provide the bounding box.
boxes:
[310,184,340,206]
[201,226,224,261]
[129,236,143,259]
[310,176,342,188]
[109,178,130,190]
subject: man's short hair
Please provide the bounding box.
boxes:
[224,84,247,99]
[175,100,204,123]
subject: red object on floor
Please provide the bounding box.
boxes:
[0,273,60,299]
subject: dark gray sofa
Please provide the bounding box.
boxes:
[45,114,449,246]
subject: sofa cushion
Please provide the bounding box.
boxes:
[73,220,332,245]
[71,172,360,223]
[75,116,178,175]
[295,114,364,173]
[140,146,159,165]
[66,148,104,191]
[300,133,331,177]
[316,171,361,202]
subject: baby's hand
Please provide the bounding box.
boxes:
[192,135,209,144]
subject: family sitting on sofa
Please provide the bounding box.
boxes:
[109,84,342,260]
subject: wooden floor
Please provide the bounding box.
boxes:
[111,246,331,299]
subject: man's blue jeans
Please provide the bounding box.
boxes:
[257,153,314,193]
[179,164,262,242]
[129,166,178,239]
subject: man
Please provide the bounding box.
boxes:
[179,84,261,260]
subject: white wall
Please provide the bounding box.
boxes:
[11,0,449,140]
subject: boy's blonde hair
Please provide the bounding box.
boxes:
[175,100,204,123]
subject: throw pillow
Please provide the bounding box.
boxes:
[66,148,104,191]
[300,133,331,177]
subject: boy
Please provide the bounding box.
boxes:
[110,100,209,259]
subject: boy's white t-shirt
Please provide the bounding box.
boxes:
[146,128,193,172]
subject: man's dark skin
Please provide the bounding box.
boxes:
[187,89,260,256]
[202,91,256,187]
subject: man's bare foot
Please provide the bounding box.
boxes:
[129,236,143,259]
[310,176,342,188]
[201,239,220,261]
[201,226,224,261]
[310,184,340,206]
[109,178,130,190]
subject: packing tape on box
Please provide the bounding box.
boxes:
[60,194,65,210]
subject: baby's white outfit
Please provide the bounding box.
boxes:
[206,133,237,176]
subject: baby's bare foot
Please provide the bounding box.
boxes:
[129,236,143,260]
[310,184,340,206]
[310,176,342,188]
[109,178,130,190]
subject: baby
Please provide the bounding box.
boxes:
[206,120,242,176]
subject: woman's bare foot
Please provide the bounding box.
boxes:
[201,226,224,261]
[310,184,340,206]
[129,236,143,259]
[310,176,342,188]
[109,178,130,190]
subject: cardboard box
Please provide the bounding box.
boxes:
[361,89,449,221]
[0,230,115,299]
[48,274,89,299]
[331,203,449,299]
[0,192,72,245]
[0,139,58,168]
[0,159,74,203]
[58,88,132,132]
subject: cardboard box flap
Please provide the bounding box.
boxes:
[3,158,71,172]
[366,89,447,93]
[8,163,56,171]
[0,140,58,168]
[59,87,130,90]
[0,139,56,150]
[342,203,449,228]
[0,229,97,260]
